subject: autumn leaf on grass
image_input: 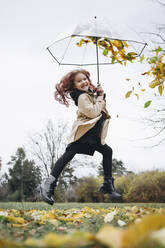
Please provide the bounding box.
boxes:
[118,220,126,227]
[96,225,123,248]
[122,214,165,248]
[39,231,95,248]
[7,215,25,224]
[24,237,43,247]
[0,239,20,248]
[104,210,117,223]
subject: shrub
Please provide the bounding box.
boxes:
[75,177,100,202]
[124,170,165,202]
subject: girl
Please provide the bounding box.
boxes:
[40,69,121,205]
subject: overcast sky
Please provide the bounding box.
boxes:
[0,0,165,176]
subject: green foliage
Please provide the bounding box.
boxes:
[98,158,131,177]
[123,170,165,202]
[0,175,8,201]
[75,177,101,202]
[76,36,137,65]
[6,147,42,202]
[54,163,78,202]
[75,170,165,203]
[144,100,152,108]
[115,173,135,196]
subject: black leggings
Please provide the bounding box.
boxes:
[51,144,113,179]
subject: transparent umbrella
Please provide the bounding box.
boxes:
[47,17,147,85]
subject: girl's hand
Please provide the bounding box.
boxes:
[96,84,104,96]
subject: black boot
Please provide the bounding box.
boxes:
[98,177,121,199]
[40,175,57,205]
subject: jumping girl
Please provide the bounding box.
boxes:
[40,69,121,205]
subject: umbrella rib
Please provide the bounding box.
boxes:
[47,35,72,47]
[59,62,119,66]
[139,43,148,56]
[60,36,72,65]
[46,47,60,64]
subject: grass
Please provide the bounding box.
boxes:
[0,202,165,247]
[0,201,165,210]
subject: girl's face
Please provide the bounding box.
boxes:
[74,73,90,92]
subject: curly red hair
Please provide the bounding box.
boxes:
[54,69,96,107]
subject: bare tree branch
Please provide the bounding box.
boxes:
[140,32,165,43]
[27,119,70,177]
[155,0,165,6]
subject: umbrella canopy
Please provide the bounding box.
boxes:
[47,17,147,83]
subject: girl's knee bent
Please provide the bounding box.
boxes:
[103,144,113,156]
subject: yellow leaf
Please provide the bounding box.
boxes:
[43,233,70,246]
[111,40,124,50]
[125,90,132,98]
[7,216,25,224]
[158,84,164,95]
[149,81,158,88]
[141,89,146,92]
[141,71,150,76]
[149,80,163,88]
[122,214,165,248]
[122,41,129,48]
[139,54,145,63]
[96,225,123,248]
[24,238,43,247]
[128,52,137,56]
[11,223,27,228]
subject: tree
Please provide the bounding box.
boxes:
[124,0,165,106]
[28,119,70,176]
[6,147,42,202]
[0,174,8,201]
[27,119,79,201]
[123,1,165,146]
[97,158,132,177]
[74,176,100,202]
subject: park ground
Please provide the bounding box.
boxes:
[0,202,165,248]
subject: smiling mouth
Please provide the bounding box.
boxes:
[81,83,88,88]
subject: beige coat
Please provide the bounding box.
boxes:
[68,92,111,145]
